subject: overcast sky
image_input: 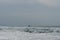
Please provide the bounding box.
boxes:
[0,0,60,26]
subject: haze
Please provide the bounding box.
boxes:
[0,0,60,26]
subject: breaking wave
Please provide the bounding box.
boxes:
[0,26,60,40]
[0,26,60,33]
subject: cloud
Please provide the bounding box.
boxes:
[0,0,60,7]
[37,0,60,7]
[0,0,60,26]
[0,0,36,4]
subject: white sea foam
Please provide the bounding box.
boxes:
[0,26,60,40]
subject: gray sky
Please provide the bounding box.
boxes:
[0,0,60,26]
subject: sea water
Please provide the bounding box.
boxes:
[0,26,60,40]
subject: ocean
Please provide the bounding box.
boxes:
[0,26,60,40]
